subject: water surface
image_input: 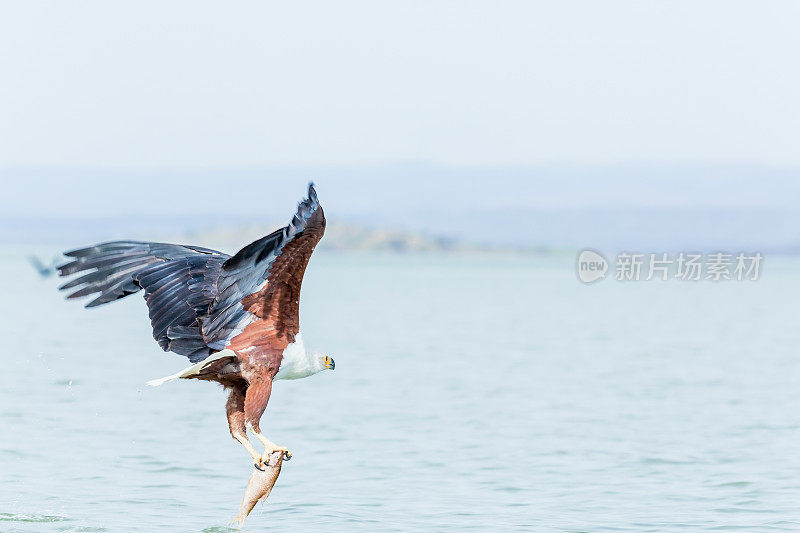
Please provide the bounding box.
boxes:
[1,250,799,531]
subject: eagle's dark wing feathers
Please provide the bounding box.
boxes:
[59,241,223,307]
[58,184,324,362]
[58,241,229,361]
[134,254,228,361]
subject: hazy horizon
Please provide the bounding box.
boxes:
[3,162,799,252]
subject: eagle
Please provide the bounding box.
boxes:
[57,183,332,468]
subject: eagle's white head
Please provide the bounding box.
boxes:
[274,333,334,380]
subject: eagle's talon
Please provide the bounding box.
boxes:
[259,445,290,466]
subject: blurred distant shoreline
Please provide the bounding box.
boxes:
[4,218,557,255]
[4,212,800,256]
[190,222,555,254]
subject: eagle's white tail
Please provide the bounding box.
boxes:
[146,350,236,387]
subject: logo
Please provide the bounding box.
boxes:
[577,249,608,283]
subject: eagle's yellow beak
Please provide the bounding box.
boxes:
[324,355,335,370]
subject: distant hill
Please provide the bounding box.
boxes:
[186,222,509,253]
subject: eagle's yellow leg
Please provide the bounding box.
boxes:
[233,433,264,466]
[252,431,292,461]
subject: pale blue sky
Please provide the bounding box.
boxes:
[2,1,799,252]
[1,1,799,168]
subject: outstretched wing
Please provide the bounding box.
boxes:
[202,183,325,349]
[58,241,229,361]
[58,184,325,361]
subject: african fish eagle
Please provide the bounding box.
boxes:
[58,183,332,468]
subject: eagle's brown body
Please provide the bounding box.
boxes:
[190,206,325,442]
[58,184,329,466]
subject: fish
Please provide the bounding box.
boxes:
[232,450,286,526]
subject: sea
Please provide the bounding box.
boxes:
[1,249,799,531]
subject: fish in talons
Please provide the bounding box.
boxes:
[232,449,286,527]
